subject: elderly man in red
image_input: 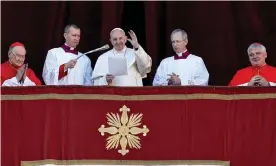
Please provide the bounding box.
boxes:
[229,43,276,86]
[1,42,42,86]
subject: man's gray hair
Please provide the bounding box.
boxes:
[8,47,14,55]
[64,24,80,33]
[171,29,188,40]
[247,43,266,54]
[8,45,24,55]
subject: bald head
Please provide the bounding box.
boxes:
[109,28,127,51]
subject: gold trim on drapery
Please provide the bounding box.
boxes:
[2,93,276,101]
[21,159,230,166]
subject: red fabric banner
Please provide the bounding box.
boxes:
[1,86,276,166]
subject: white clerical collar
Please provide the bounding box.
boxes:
[65,43,76,50]
[177,49,188,57]
[113,46,127,54]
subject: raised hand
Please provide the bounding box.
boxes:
[127,30,139,49]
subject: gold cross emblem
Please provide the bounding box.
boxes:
[98,105,149,156]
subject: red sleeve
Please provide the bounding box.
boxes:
[265,66,276,83]
[58,64,68,80]
[0,67,4,85]
[0,63,16,86]
[1,76,6,86]
[229,68,253,86]
[228,71,242,86]
[27,69,42,85]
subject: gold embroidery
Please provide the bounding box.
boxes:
[98,105,149,156]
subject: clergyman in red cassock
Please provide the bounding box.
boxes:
[229,43,276,86]
[1,42,42,86]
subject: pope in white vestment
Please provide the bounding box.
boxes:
[92,28,152,86]
[153,29,209,86]
[42,25,93,85]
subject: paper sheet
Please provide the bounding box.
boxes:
[108,57,128,76]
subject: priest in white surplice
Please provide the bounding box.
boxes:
[92,28,152,86]
[42,24,93,85]
[153,29,209,86]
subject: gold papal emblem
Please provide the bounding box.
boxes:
[98,105,149,156]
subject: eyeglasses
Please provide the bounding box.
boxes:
[171,40,185,44]
[9,52,25,60]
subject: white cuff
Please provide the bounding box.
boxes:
[237,82,249,86]
[2,77,22,86]
[23,77,36,86]
[269,82,276,86]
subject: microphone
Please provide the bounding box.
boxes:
[76,44,110,60]
[84,44,109,55]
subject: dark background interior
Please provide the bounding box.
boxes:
[2,1,276,86]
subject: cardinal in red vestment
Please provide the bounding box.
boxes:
[1,42,42,86]
[229,43,276,86]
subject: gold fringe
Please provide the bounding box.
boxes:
[21,159,230,166]
[2,93,276,101]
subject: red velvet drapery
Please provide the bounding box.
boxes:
[1,86,276,166]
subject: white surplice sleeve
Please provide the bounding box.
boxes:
[152,59,169,86]
[238,82,276,86]
[83,58,93,85]
[269,82,276,86]
[2,77,35,86]
[91,56,108,86]
[193,57,209,86]
[42,50,59,85]
[135,45,152,78]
